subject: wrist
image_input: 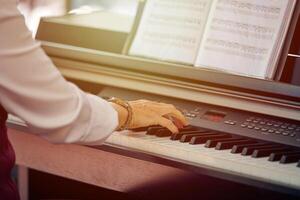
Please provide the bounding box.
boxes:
[110,102,128,130]
[108,97,133,131]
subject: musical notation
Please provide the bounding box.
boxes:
[130,0,295,78]
[217,0,282,19]
[204,39,267,61]
[195,0,292,78]
[129,0,212,64]
[210,18,275,40]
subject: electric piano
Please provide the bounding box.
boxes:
[8,1,300,199]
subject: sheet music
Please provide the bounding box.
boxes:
[129,0,212,64]
[195,0,292,78]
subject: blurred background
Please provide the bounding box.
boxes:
[18,0,138,36]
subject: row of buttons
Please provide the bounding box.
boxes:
[185,113,198,118]
[224,120,236,125]
[246,117,300,131]
[241,124,296,136]
[241,122,299,137]
[181,107,202,118]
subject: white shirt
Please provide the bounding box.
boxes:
[0,0,118,144]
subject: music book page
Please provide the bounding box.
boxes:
[129,0,296,79]
[195,0,295,79]
[129,0,213,64]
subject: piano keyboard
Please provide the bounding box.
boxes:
[106,125,300,190]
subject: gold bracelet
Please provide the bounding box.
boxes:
[108,97,133,131]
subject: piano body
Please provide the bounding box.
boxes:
[7,1,300,199]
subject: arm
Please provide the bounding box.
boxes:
[0,0,118,144]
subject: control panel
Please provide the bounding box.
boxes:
[99,88,300,148]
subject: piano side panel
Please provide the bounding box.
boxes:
[8,128,188,192]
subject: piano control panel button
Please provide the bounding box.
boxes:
[185,113,197,118]
[189,113,197,118]
[190,111,199,115]
[241,124,247,128]
[290,133,296,137]
[282,132,289,136]
[193,107,202,112]
[275,131,281,134]
[224,120,236,125]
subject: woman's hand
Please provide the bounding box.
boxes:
[110,100,189,133]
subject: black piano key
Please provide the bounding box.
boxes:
[280,153,300,164]
[231,142,268,154]
[298,160,300,167]
[155,125,206,138]
[269,151,300,162]
[205,137,243,148]
[252,147,291,158]
[171,130,209,140]
[180,132,217,143]
[156,128,173,137]
[189,134,231,145]
[241,144,282,156]
[179,125,203,132]
[146,125,200,136]
[215,139,255,150]
[132,125,158,132]
[146,126,164,135]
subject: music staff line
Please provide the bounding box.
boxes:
[152,1,208,12]
[217,0,281,15]
[210,26,274,40]
[216,6,281,20]
[205,38,269,55]
[204,46,265,60]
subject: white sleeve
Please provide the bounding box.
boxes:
[0,0,118,144]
